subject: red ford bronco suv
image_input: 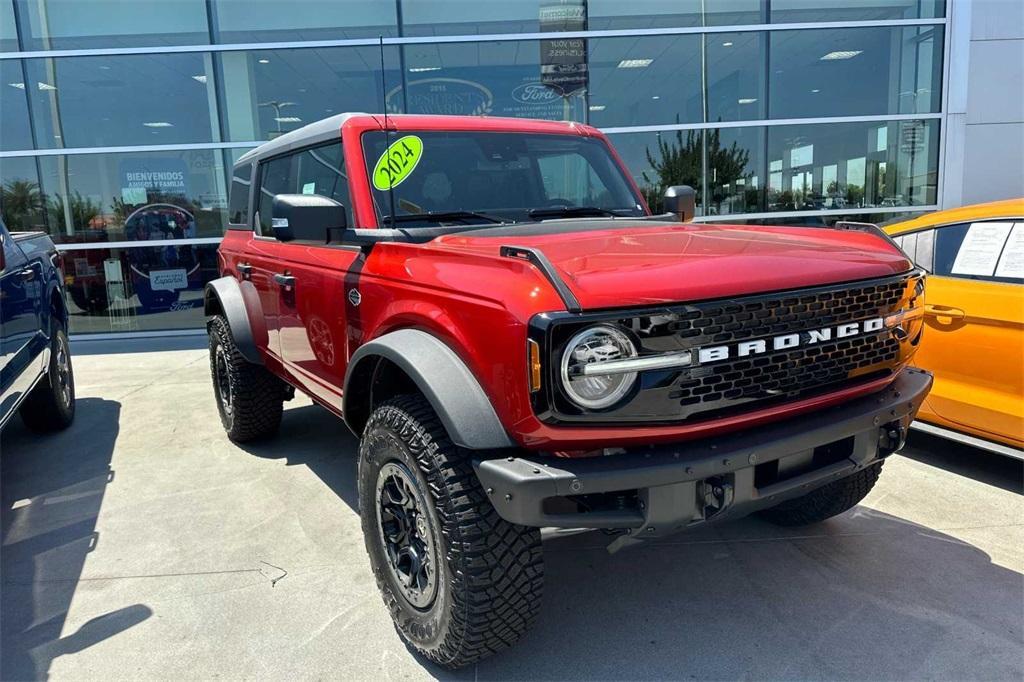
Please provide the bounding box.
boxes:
[205,113,931,667]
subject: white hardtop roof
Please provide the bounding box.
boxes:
[235,112,371,166]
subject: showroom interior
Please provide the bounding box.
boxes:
[0,0,1017,339]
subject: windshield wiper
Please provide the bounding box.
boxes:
[527,206,623,220]
[382,210,505,225]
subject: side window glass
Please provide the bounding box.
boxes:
[227,163,252,227]
[893,229,935,272]
[1,229,26,273]
[256,155,295,236]
[935,220,1023,284]
[294,142,351,223]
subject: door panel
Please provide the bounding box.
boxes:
[915,275,1024,446]
[275,244,359,411]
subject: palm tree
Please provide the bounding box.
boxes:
[1,179,45,230]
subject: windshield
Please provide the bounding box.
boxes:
[362,131,645,227]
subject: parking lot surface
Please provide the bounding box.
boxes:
[2,338,1022,681]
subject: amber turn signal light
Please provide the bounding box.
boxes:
[528,339,542,393]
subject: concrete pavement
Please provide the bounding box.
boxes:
[2,338,1022,680]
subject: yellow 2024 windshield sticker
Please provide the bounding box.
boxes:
[372,135,423,191]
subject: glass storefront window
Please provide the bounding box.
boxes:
[704,0,766,26]
[216,46,400,142]
[1,149,228,244]
[769,26,943,119]
[706,127,765,216]
[607,129,705,215]
[770,0,944,23]
[20,53,218,150]
[706,31,767,122]
[60,243,220,334]
[1,0,18,52]
[587,34,703,127]
[13,0,210,50]
[2,60,33,151]
[211,0,397,43]
[401,0,583,37]
[583,0,702,30]
[766,119,939,212]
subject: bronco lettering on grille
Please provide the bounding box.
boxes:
[695,317,885,365]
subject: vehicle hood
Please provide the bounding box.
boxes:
[431,220,912,309]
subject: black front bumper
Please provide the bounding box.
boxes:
[475,368,931,543]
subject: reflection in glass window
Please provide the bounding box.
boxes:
[704,0,765,26]
[227,163,252,226]
[607,130,705,215]
[14,0,210,50]
[1,61,33,151]
[1,0,18,52]
[22,53,218,149]
[400,40,587,121]
[212,0,396,42]
[0,150,228,243]
[766,119,939,212]
[587,0,701,30]
[217,46,400,142]
[0,156,61,234]
[706,32,767,122]
[707,127,765,216]
[254,143,351,234]
[770,0,944,23]
[61,243,220,333]
[587,34,703,127]
[401,0,578,37]
[769,26,943,119]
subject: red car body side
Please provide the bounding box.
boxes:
[218,114,914,452]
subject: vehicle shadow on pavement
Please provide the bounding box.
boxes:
[474,507,1023,680]
[1,397,151,681]
[899,431,1023,494]
[236,403,1022,680]
[236,403,360,513]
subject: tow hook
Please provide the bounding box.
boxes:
[701,477,734,519]
[879,421,908,456]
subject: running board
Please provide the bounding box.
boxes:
[910,420,1024,460]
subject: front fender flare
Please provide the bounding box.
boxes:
[343,329,515,450]
[204,276,263,365]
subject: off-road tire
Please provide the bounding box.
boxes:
[20,321,75,432]
[358,395,544,669]
[208,315,284,442]
[759,461,884,526]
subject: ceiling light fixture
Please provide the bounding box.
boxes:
[37,82,57,91]
[722,41,734,47]
[8,82,25,89]
[274,116,302,123]
[588,104,606,111]
[617,59,653,69]
[143,121,173,127]
[820,50,862,61]
[191,75,208,83]
[811,88,820,93]
[738,98,757,104]
[258,58,270,64]
[409,66,441,73]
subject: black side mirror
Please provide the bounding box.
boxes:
[271,194,347,243]
[663,185,696,222]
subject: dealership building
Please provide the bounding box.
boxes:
[1,0,1021,338]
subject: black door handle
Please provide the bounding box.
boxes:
[18,268,36,282]
[273,273,295,288]
[237,263,252,279]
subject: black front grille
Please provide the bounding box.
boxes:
[535,272,923,424]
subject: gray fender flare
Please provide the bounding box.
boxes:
[204,276,263,365]
[343,329,515,450]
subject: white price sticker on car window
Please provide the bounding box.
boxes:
[951,222,1014,277]
[994,223,1024,279]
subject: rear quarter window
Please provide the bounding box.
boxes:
[228,163,253,228]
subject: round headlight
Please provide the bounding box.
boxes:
[560,325,638,409]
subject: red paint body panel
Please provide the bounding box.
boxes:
[221,114,916,453]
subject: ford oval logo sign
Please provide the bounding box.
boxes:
[511,82,560,105]
[387,78,494,117]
